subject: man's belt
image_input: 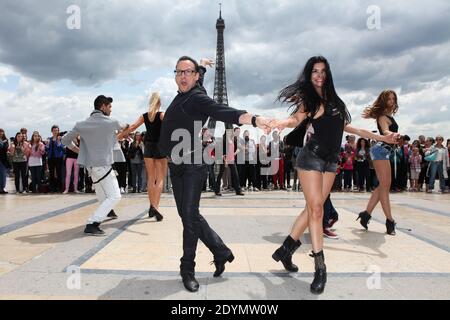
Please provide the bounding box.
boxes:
[92,167,113,184]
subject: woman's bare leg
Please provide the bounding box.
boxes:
[301,171,336,252]
[372,160,393,221]
[144,158,156,207]
[290,170,336,240]
[153,159,168,209]
[289,170,335,241]
[365,186,380,213]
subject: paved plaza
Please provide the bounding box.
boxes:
[0,188,449,300]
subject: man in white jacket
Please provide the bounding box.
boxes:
[62,95,128,235]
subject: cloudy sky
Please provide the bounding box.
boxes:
[1,0,449,142]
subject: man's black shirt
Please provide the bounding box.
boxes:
[159,67,247,162]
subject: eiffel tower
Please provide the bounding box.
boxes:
[208,4,233,132]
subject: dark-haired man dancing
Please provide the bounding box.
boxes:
[159,56,271,292]
[63,95,128,236]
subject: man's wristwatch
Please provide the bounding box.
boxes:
[251,115,259,127]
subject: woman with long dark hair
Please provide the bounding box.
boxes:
[270,56,397,294]
[8,132,30,193]
[128,132,145,194]
[358,90,402,235]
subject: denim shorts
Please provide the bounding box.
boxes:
[370,142,392,161]
[295,147,337,173]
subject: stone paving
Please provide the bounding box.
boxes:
[0,189,449,300]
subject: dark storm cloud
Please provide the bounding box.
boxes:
[0,0,449,97]
[0,0,218,85]
[223,0,450,96]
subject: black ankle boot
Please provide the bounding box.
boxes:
[272,236,301,272]
[356,210,372,230]
[212,252,235,277]
[310,250,327,295]
[386,219,396,235]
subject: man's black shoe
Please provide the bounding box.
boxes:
[215,192,222,196]
[235,192,245,196]
[212,253,235,277]
[107,210,118,219]
[181,273,199,292]
[84,222,106,236]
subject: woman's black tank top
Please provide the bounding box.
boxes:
[143,112,162,143]
[377,115,398,135]
[309,104,345,157]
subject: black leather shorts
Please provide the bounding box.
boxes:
[295,147,338,173]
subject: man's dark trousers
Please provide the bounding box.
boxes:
[169,162,231,276]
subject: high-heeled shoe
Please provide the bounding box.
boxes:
[150,205,163,221]
[386,219,396,235]
[356,210,372,230]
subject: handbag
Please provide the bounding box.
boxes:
[424,150,437,162]
[285,117,311,147]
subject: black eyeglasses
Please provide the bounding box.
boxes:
[174,69,196,76]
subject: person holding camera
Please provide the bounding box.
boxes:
[9,132,31,193]
[128,131,145,193]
